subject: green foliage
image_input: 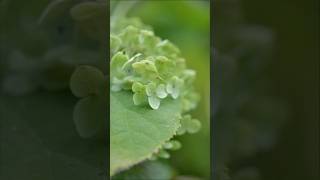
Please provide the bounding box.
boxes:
[108,4,201,177]
[110,91,180,175]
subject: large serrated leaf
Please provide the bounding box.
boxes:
[110,91,181,176]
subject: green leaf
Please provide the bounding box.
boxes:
[110,91,181,176]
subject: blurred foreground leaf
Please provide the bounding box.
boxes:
[0,92,106,180]
[112,161,173,180]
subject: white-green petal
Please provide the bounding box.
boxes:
[139,30,154,44]
[110,35,122,53]
[166,83,180,99]
[171,88,180,99]
[157,40,180,55]
[148,96,160,110]
[146,83,156,96]
[111,77,124,92]
[156,84,167,99]
[158,149,170,159]
[111,52,128,72]
[122,53,142,69]
[177,127,186,135]
[170,140,182,150]
[132,60,158,79]
[166,83,173,94]
[163,141,173,149]
[132,81,144,92]
[187,119,201,134]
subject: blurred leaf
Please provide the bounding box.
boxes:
[38,0,74,24]
[0,92,106,180]
[73,95,106,138]
[70,65,105,98]
[70,1,105,21]
[112,161,173,180]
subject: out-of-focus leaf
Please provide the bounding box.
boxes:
[70,1,105,21]
[73,95,106,138]
[70,65,105,98]
[0,92,106,180]
[38,0,74,24]
[112,161,173,180]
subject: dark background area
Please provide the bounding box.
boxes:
[1,0,107,179]
[214,0,319,179]
[242,0,318,179]
[244,0,318,179]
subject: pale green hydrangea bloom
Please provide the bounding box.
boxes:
[110,18,199,111]
[110,17,202,163]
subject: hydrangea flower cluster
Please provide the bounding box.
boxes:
[110,18,199,111]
